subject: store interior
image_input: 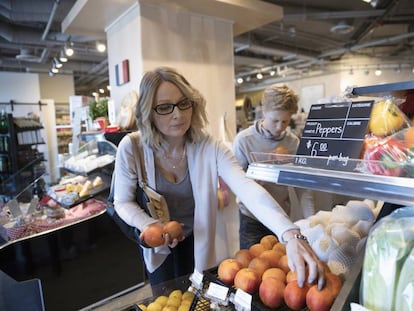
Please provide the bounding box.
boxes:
[0,1,414,310]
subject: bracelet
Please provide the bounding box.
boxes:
[287,233,309,244]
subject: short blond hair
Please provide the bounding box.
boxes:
[261,84,299,114]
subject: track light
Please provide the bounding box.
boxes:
[96,41,106,53]
[53,57,62,68]
[59,50,68,62]
[64,42,74,57]
[362,0,377,7]
[51,66,59,73]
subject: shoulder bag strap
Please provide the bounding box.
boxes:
[128,132,147,187]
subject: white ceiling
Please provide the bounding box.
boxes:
[0,0,413,96]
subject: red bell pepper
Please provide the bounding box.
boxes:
[363,136,407,176]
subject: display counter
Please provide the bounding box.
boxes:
[0,200,146,311]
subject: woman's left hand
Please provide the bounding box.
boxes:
[163,233,185,248]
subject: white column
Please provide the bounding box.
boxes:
[106,2,236,139]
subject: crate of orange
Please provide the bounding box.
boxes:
[206,234,317,311]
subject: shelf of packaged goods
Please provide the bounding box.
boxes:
[246,161,414,207]
[55,124,72,129]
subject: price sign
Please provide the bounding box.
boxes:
[295,101,373,171]
[206,282,229,302]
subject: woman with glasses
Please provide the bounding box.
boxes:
[113,66,325,289]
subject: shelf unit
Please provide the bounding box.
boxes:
[0,114,46,202]
[49,139,116,209]
[246,80,414,310]
[55,102,72,155]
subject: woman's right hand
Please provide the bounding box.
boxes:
[139,222,165,248]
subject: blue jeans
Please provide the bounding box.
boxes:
[239,211,274,249]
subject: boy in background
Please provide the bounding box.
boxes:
[233,84,314,249]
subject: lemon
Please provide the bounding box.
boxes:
[155,295,169,307]
[166,297,181,308]
[147,302,163,311]
[169,289,182,300]
[178,304,191,311]
[138,304,147,311]
[181,291,195,302]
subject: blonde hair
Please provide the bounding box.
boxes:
[135,66,209,149]
[261,84,299,114]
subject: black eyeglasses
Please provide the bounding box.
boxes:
[153,98,194,115]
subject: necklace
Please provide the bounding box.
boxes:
[163,148,186,169]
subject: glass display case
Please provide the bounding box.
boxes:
[0,137,146,311]
[244,80,414,310]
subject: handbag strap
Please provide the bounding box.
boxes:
[128,132,147,188]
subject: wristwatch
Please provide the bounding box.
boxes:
[284,233,309,244]
[293,233,309,243]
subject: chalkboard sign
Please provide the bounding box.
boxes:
[295,100,374,171]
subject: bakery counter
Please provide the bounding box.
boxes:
[0,198,146,311]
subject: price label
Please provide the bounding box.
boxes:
[7,199,22,218]
[26,197,39,215]
[206,282,229,302]
[233,288,252,311]
[189,269,204,288]
[296,101,373,171]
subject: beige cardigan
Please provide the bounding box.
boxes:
[114,133,297,273]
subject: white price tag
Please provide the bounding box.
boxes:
[26,197,39,215]
[234,288,252,311]
[206,282,229,302]
[189,269,204,288]
[8,200,22,218]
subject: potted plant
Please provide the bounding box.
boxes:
[89,98,109,130]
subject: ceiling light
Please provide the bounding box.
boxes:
[64,43,74,57]
[59,50,68,62]
[236,77,244,84]
[256,73,263,79]
[51,66,59,73]
[395,65,401,73]
[375,66,382,76]
[53,58,62,68]
[96,42,106,53]
[270,70,276,76]
[362,0,378,8]
[330,21,354,35]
